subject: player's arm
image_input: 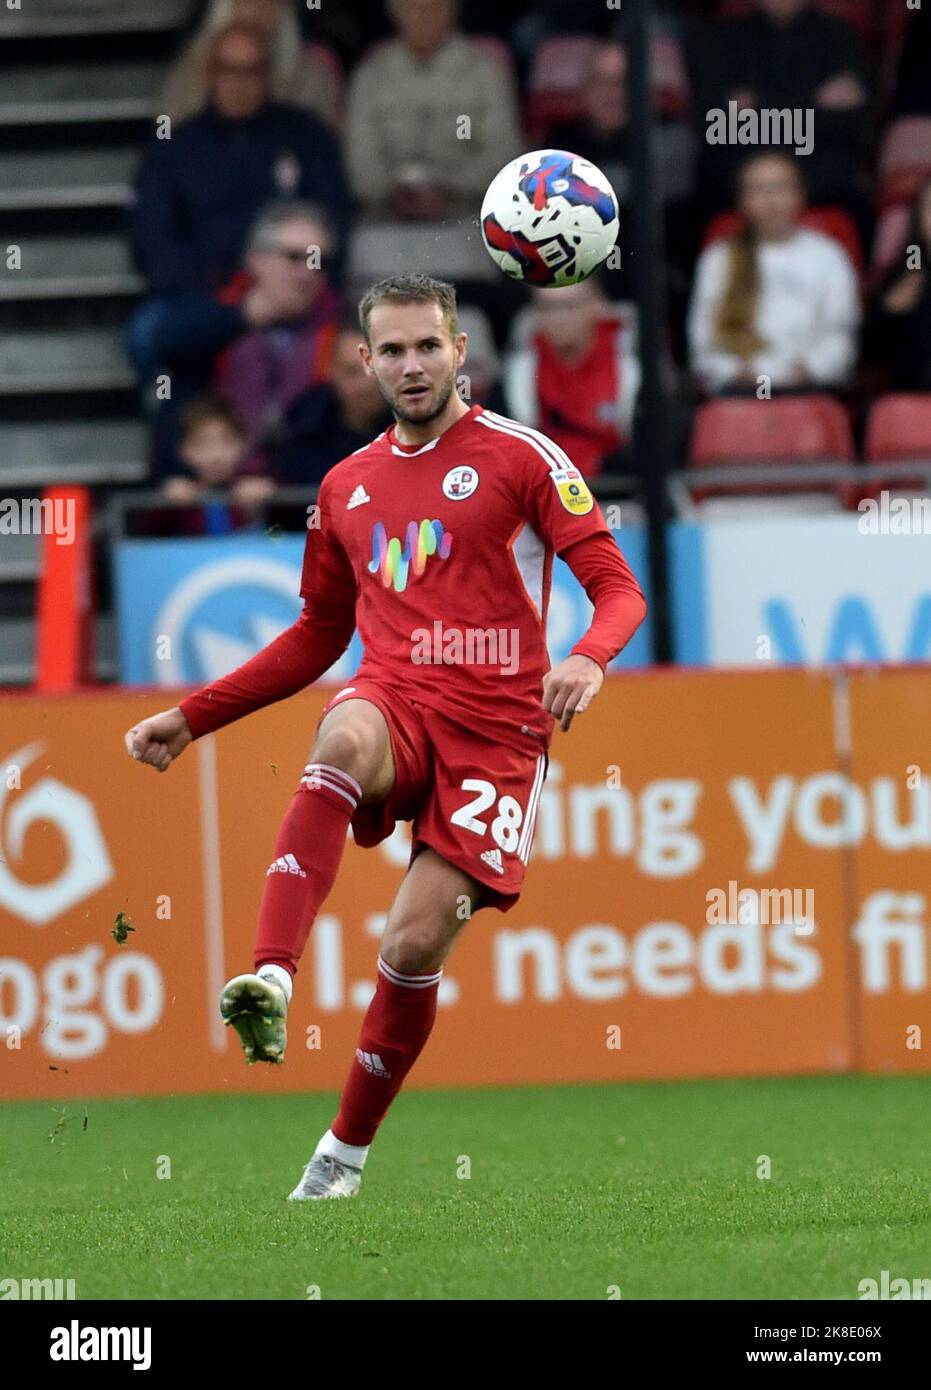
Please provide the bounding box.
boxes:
[545,531,647,731]
[124,477,358,771]
[514,438,647,731]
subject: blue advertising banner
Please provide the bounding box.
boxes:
[115,527,652,687]
[671,515,931,667]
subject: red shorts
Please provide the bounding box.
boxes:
[316,681,549,910]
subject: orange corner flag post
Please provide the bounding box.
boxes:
[35,486,95,691]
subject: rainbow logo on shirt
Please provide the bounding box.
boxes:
[368,519,452,593]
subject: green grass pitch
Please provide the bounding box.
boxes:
[1,1075,928,1300]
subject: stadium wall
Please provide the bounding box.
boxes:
[1,666,929,1100]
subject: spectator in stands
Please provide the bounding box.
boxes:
[502,278,640,478]
[867,178,931,391]
[268,321,394,485]
[139,396,264,537]
[213,202,343,479]
[541,39,696,301]
[160,0,341,128]
[687,153,860,396]
[543,41,695,213]
[134,201,343,487]
[345,0,522,220]
[691,0,870,234]
[128,22,350,300]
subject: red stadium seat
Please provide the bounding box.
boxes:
[877,118,931,209]
[863,393,931,496]
[527,35,596,133]
[526,31,690,138]
[650,31,691,117]
[870,203,911,284]
[866,393,931,459]
[690,395,857,505]
[716,0,877,45]
[701,206,864,277]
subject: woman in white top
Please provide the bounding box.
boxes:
[161,0,341,128]
[687,152,860,395]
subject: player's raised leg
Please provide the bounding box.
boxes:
[221,698,396,1065]
[289,846,482,1199]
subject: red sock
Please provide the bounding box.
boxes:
[332,956,442,1146]
[254,762,361,976]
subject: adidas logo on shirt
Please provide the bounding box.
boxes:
[480,847,504,875]
[356,1049,391,1077]
[347,485,370,509]
[267,853,307,878]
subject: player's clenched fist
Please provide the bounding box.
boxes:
[124,707,192,772]
[542,654,604,732]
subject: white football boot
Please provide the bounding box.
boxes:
[288,1153,362,1201]
[219,972,288,1064]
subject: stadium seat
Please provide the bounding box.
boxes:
[863,393,931,497]
[870,203,911,285]
[701,206,865,277]
[716,0,877,45]
[690,395,857,506]
[525,31,690,138]
[877,118,931,209]
[527,36,598,133]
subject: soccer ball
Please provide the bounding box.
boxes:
[480,149,620,288]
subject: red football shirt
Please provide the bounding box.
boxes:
[179,404,646,745]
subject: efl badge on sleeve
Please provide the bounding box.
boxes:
[554,469,593,515]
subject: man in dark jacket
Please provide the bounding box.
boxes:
[691,0,869,230]
[128,21,351,300]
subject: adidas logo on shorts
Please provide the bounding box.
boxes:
[267,853,307,877]
[356,1049,391,1077]
[480,847,504,875]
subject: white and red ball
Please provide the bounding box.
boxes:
[480,149,620,288]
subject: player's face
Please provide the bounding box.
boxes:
[362,301,466,425]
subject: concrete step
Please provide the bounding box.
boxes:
[0,63,162,124]
[0,235,143,299]
[0,148,138,210]
[1,0,191,38]
[0,613,117,685]
[0,527,39,581]
[0,617,35,684]
[0,328,135,393]
[0,419,147,485]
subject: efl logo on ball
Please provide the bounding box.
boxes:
[480,149,620,288]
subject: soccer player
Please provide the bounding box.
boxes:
[124,274,646,1201]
